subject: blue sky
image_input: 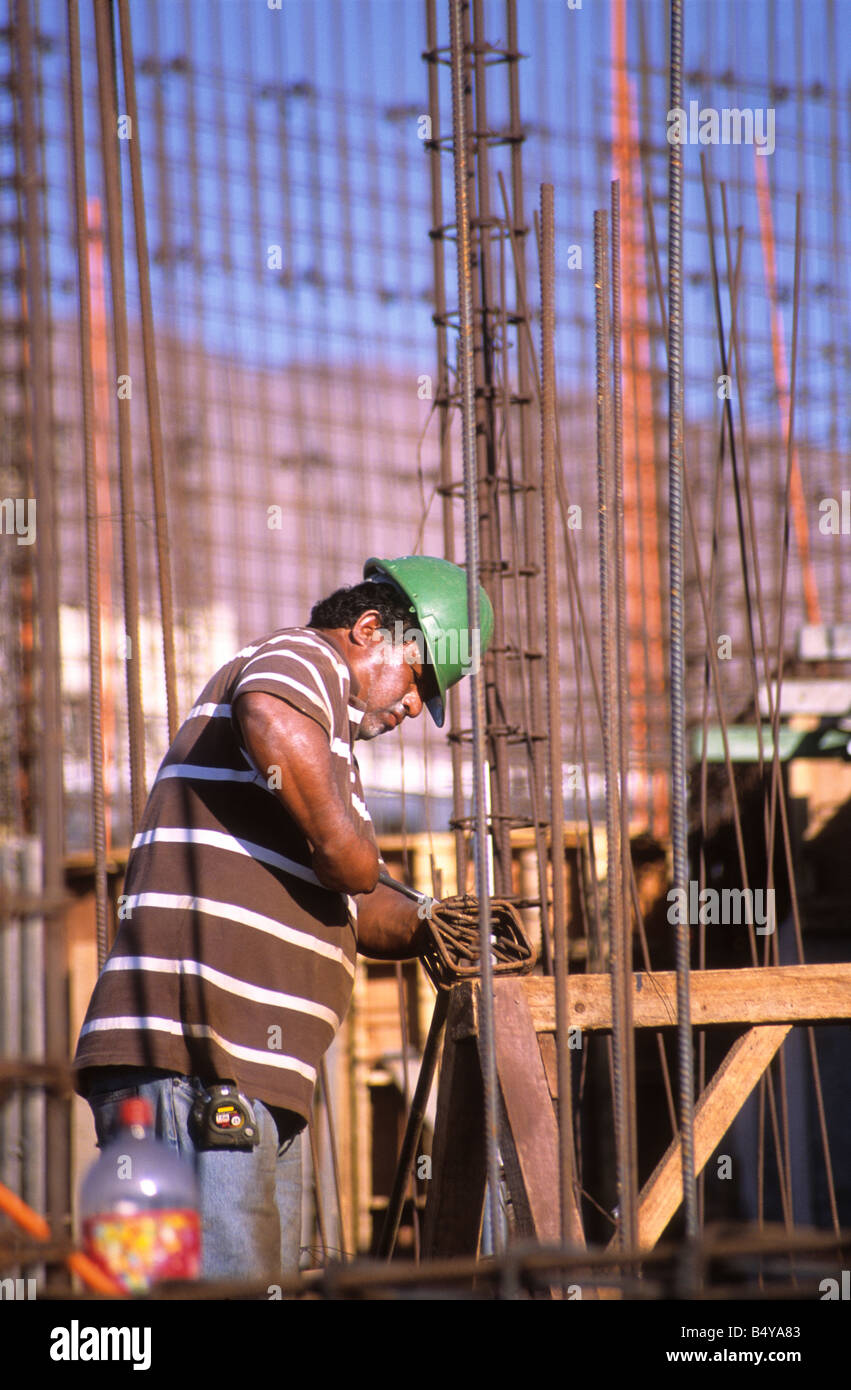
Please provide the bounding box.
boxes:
[7,0,851,450]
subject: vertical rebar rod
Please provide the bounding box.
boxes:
[15,0,68,1252]
[378,990,449,1259]
[425,0,467,894]
[449,0,500,1254]
[540,183,575,1247]
[393,961,417,1256]
[505,0,552,969]
[470,0,511,899]
[610,181,639,1252]
[309,1118,329,1265]
[318,1056,348,1261]
[713,191,796,1228]
[93,0,146,833]
[68,0,109,970]
[595,208,628,1249]
[667,0,697,1243]
[181,0,214,631]
[117,0,179,744]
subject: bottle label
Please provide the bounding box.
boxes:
[83,1208,201,1292]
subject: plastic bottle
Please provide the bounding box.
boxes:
[80,1097,201,1292]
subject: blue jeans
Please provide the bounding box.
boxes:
[85,1068,304,1284]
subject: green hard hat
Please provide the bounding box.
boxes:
[363,555,494,727]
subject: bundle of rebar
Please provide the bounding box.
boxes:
[420,894,535,991]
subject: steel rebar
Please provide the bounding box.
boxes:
[425,0,467,894]
[667,0,697,1247]
[610,180,639,1253]
[378,990,449,1260]
[595,208,629,1253]
[448,0,501,1255]
[116,0,179,745]
[14,0,68,1255]
[68,0,109,970]
[505,0,552,969]
[93,0,146,833]
[470,0,512,899]
[540,183,577,1248]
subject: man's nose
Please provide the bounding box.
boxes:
[401,686,423,719]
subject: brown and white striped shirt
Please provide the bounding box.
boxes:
[74,628,374,1122]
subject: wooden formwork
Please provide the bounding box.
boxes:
[422,965,851,1257]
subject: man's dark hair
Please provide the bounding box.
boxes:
[309,581,414,631]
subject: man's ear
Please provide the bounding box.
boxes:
[350,609,384,647]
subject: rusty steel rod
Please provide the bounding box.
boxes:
[425,0,467,893]
[378,990,449,1260]
[505,175,677,1151]
[767,195,839,1236]
[116,0,179,745]
[68,0,109,971]
[497,170,606,965]
[539,183,576,1248]
[448,0,501,1254]
[505,0,552,969]
[308,1118,329,1265]
[594,207,629,1251]
[716,188,801,1229]
[93,0,146,833]
[14,0,69,1255]
[470,0,511,898]
[609,180,639,1253]
[318,1056,349,1261]
[667,0,697,1246]
[664,183,794,1227]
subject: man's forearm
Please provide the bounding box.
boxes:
[234,691,380,894]
[354,882,431,960]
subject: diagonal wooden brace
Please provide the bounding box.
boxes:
[619,1023,793,1250]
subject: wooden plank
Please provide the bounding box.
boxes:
[538,1032,558,1099]
[489,979,585,1248]
[629,1024,792,1250]
[522,963,851,1034]
[421,989,486,1258]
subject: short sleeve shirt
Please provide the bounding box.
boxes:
[74,628,375,1122]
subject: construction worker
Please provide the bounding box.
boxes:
[73,555,493,1283]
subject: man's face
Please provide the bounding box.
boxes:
[356,634,428,740]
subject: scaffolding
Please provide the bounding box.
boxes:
[1,0,850,1299]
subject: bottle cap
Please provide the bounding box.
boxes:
[118,1097,153,1128]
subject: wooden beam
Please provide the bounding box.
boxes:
[490,980,585,1248]
[421,989,486,1258]
[521,963,851,1033]
[629,1024,792,1249]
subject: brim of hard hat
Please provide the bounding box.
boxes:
[363,557,447,727]
[425,690,445,728]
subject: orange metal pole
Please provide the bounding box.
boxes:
[754,154,821,626]
[0,1180,124,1296]
[87,198,117,856]
[612,0,668,838]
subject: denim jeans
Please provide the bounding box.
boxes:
[85,1068,304,1284]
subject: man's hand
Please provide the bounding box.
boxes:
[233,691,380,895]
[354,882,432,960]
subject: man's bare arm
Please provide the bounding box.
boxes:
[233,691,380,895]
[353,882,431,960]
